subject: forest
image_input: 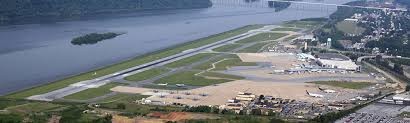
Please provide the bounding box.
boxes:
[0,0,212,25]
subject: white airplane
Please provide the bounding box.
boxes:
[306,90,324,98]
[318,87,336,93]
[157,83,168,86]
[176,84,186,87]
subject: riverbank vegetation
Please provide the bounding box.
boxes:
[71,32,123,45]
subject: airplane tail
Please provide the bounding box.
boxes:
[318,87,324,91]
[306,90,310,95]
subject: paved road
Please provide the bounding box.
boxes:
[357,55,410,62]
[27,25,279,101]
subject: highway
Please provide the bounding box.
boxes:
[27,25,278,101]
[357,55,410,62]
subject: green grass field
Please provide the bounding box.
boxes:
[194,54,257,70]
[97,93,148,104]
[6,25,263,99]
[0,99,30,110]
[399,112,410,118]
[124,68,170,82]
[282,35,300,41]
[212,43,243,52]
[99,94,181,115]
[271,27,301,32]
[336,21,365,35]
[236,33,288,44]
[63,83,124,100]
[308,81,374,89]
[237,42,270,53]
[200,72,245,80]
[213,58,257,71]
[389,58,410,66]
[165,53,216,68]
[154,71,232,86]
[6,102,64,113]
[283,20,323,28]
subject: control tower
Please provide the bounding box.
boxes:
[327,38,332,48]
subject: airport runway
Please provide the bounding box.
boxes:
[27,25,279,101]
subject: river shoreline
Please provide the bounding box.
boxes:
[0,0,355,96]
[5,25,262,98]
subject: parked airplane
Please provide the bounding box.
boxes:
[176,84,186,87]
[157,83,168,86]
[318,87,336,93]
[306,90,324,98]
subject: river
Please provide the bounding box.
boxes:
[0,0,354,95]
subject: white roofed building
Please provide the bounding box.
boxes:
[317,59,359,71]
[315,53,359,71]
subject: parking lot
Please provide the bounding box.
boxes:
[336,113,408,123]
[357,103,409,117]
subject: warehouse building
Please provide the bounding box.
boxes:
[315,53,360,71]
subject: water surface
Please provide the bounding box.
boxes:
[0,0,354,95]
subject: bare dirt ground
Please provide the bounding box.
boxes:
[112,112,217,123]
[111,80,366,106]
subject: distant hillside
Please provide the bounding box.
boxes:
[396,0,410,9]
[0,0,212,25]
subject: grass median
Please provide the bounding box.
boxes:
[97,93,148,104]
[200,72,245,80]
[194,54,257,71]
[154,71,232,86]
[271,27,301,32]
[236,33,288,44]
[282,20,323,28]
[124,68,170,82]
[212,44,242,52]
[6,25,263,99]
[165,53,216,68]
[307,81,374,89]
[63,83,125,100]
[237,42,270,53]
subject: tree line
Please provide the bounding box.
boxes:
[0,0,212,25]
